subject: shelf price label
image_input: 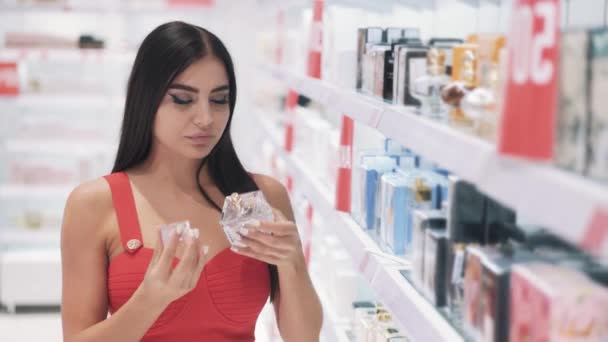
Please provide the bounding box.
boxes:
[499,0,559,160]
[0,62,19,96]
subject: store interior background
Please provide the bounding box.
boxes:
[0,0,607,341]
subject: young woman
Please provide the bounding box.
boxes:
[60,21,323,341]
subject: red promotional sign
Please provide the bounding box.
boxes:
[0,62,19,96]
[307,0,323,78]
[335,116,354,212]
[498,0,559,160]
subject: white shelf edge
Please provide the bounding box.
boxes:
[0,184,74,198]
[252,110,464,342]
[264,65,608,258]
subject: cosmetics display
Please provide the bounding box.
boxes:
[510,263,608,342]
[460,35,506,142]
[359,27,421,100]
[428,38,464,76]
[393,44,427,106]
[357,155,397,231]
[412,48,450,120]
[555,30,589,173]
[589,28,608,182]
[442,43,479,131]
[352,304,409,342]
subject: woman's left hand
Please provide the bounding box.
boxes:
[231,209,305,271]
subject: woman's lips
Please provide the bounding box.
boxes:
[186,135,214,145]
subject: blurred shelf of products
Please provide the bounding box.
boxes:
[3,0,608,341]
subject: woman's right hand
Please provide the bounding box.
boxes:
[138,228,208,308]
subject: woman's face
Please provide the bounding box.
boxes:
[153,56,231,160]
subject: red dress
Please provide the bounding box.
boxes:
[104,172,270,341]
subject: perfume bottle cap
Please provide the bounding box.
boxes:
[414,178,432,203]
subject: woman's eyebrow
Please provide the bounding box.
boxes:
[210,85,229,93]
[168,83,199,93]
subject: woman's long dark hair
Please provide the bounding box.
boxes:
[112,21,278,301]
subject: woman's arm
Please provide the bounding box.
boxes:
[243,175,323,341]
[61,180,207,342]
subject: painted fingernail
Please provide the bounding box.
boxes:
[202,245,209,255]
[184,232,193,245]
[239,227,249,236]
[231,246,239,253]
[192,229,200,239]
[234,241,248,248]
[176,225,184,235]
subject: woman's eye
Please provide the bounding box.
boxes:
[170,94,193,105]
[210,95,229,105]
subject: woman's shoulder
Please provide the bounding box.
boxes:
[64,177,115,227]
[251,173,288,200]
[67,177,113,210]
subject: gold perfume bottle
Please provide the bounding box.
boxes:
[441,44,479,131]
[412,48,450,120]
[460,35,506,142]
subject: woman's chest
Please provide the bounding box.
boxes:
[107,248,271,328]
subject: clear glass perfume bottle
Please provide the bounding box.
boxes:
[460,37,506,142]
[442,47,478,132]
[412,48,450,120]
[220,191,274,246]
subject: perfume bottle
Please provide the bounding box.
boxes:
[220,191,274,246]
[441,44,479,131]
[412,48,450,120]
[460,36,506,142]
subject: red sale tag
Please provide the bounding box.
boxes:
[307,0,323,79]
[499,0,559,160]
[0,62,19,96]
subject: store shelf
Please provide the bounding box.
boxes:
[0,94,125,108]
[252,111,464,342]
[0,184,73,199]
[0,48,135,62]
[0,1,218,14]
[265,65,608,258]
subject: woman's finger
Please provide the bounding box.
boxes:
[245,221,296,237]
[150,226,164,265]
[158,230,180,276]
[189,245,209,288]
[240,228,292,251]
[237,237,288,260]
[173,233,199,276]
[231,246,282,265]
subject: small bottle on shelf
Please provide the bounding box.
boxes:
[412,48,450,121]
[441,44,479,132]
[460,35,506,142]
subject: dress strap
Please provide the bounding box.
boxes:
[103,172,144,254]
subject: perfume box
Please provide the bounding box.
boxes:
[357,27,384,90]
[589,28,608,181]
[379,172,409,254]
[423,226,448,307]
[510,263,608,342]
[465,245,536,342]
[370,44,393,100]
[556,30,590,173]
[359,156,397,231]
[394,46,428,106]
[412,209,447,293]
